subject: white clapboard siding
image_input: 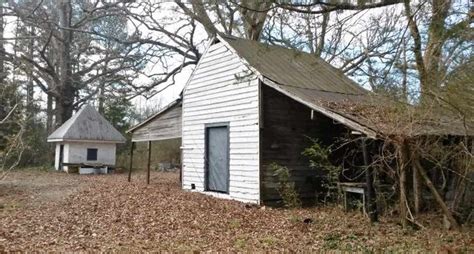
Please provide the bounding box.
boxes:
[182,41,260,204]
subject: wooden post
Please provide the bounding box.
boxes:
[413,162,421,214]
[399,140,409,229]
[147,141,152,185]
[128,142,134,182]
[362,138,378,222]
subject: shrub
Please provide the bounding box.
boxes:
[302,139,342,203]
[270,162,302,208]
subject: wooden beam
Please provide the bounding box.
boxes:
[362,138,378,222]
[147,141,152,185]
[399,140,409,229]
[128,142,134,182]
[413,162,421,214]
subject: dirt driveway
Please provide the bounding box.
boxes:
[0,170,472,252]
[0,170,86,208]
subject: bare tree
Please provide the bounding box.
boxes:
[2,0,143,125]
[403,0,473,102]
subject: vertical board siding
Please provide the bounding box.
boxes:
[182,41,260,203]
[260,85,347,202]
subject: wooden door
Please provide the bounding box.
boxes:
[206,125,229,193]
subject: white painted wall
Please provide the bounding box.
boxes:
[54,143,61,170]
[54,141,117,171]
[182,41,260,203]
[66,142,116,165]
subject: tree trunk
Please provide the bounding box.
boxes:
[46,94,53,134]
[56,0,75,124]
[0,3,5,84]
[401,37,408,102]
[55,86,75,125]
[404,0,452,103]
[176,0,218,36]
[98,84,105,114]
[240,0,272,40]
[98,51,109,114]
[26,26,35,123]
[305,12,314,54]
[421,0,450,98]
[315,12,329,57]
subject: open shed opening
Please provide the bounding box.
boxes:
[260,85,371,204]
[119,138,181,171]
[126,100,183,184]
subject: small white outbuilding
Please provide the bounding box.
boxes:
[47,105,126,173]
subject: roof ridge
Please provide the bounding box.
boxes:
[218,34,368,95]
[47,104,126,143]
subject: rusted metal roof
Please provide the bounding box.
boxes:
[220,34,368,96]
[47,105,126,143]
[219,34,473,137]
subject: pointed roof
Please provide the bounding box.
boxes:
[219,34,368,96]
[215,34,377,137]
[47,105,126,143]
[215,34,472,137]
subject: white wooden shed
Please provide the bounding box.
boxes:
[128,34,474,206]
[47,104,126,173]
[129,34,378,204]
[179,34,383,204]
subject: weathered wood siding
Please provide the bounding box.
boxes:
[132,103,182,142]
[182,41,260,203]
[261,85,346,202]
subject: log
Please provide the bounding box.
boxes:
[414,158,460,230]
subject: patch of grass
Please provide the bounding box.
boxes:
[174,243,195,252]
[260,235,278,247]
[444,235,454,243]
[229,219,241,229]
[288,214,302,224]
[323,232,342,249]
[0,201,22,213]
[234,237,247,249]
[346,233,358,241]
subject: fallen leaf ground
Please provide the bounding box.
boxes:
[0,169,472,252]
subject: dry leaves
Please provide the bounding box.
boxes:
[0,170,472,252]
